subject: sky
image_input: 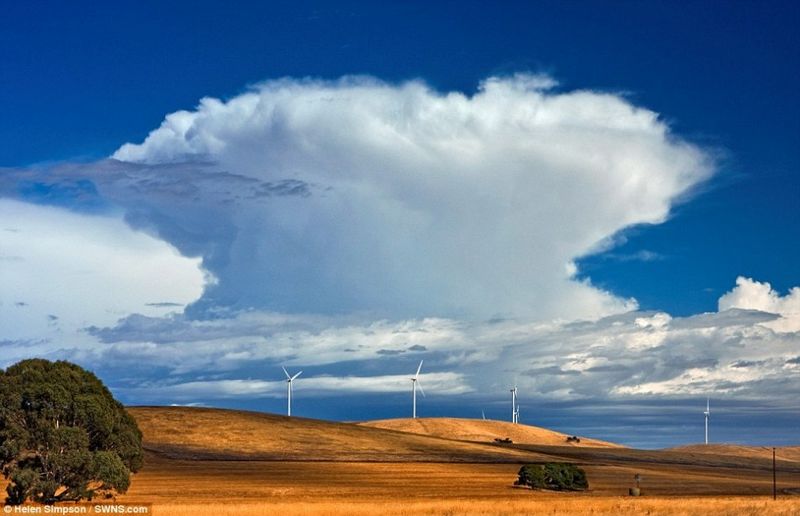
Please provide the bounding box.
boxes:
[1,1,798,448]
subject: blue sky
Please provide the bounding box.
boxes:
[1,1,798,447]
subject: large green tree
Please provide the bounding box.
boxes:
[0,359,143,504]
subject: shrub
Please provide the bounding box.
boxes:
[515,463,589,491]
[515,464,546,488]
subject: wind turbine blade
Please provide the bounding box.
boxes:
[291,371,303,381]
[415,359,424,378]
[416,380,426,398]
[282,366,291,379]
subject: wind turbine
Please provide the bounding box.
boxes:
[481,410,486,421]
[704,398,710,445]
[510,386,518,424]
[411,360,425,419]
[282,366,302,417]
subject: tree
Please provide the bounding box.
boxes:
[515,463,589,491]
[0,359,143,504]
[515,464,546,489]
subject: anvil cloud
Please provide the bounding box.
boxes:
[111,74,712,320]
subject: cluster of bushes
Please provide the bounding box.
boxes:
[515,463,589,491]
[565,435,581,443]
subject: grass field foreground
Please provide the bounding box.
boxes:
[154,497,800,516]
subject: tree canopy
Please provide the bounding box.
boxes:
[515,463,589,491]
[0,359,143,504]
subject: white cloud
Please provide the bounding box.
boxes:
[66,278,796,406]
[718,276,800,332]
[127,372,471,402]
[109,74,711,321]
[87,312,465,370]
[0,199,208,343]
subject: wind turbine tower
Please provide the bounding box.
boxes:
[704,398,710,445]
[282,366,302,417]
[411,360,425,419]
[510,386,518,424]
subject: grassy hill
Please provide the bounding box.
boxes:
[128,406,567,462]
[359,417,622,447]
[106,406,800,510]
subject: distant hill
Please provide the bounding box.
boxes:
[128,406,565,462]
[359,418,622,448]
[667,444,800,462]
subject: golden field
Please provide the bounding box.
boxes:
[150,498,800,516]
[125,407,800,514]
[5,406,799,515]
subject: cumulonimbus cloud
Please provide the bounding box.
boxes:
[108,74,712,321]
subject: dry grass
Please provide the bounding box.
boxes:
[150,498,800,516]
[128,406,554,462]
[8,407,795,515]
[116,456,800,503]
[359,417,621,447]
[120,407,799,501]
[669,444,800,462]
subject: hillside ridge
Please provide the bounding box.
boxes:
[359,417,622,448]
[127,406,576,463]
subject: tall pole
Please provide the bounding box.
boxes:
[412,380,417,419]
[287,381,292,416]
[773,447,777,500]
